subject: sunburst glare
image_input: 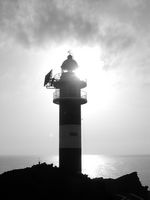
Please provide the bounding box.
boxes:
[41,45,119,115]
[73,46,119,110]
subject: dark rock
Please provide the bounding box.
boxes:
[0,163,149,200]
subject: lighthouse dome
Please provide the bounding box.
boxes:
[61,55,78,72]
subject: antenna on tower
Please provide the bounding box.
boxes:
[44,69,53,86]
[68,50,72,56]
[67,50,74,59]
[44,69,56,89]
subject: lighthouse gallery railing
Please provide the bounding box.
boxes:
[53,89,87,102]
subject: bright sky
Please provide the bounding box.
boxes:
[0,0,150,156]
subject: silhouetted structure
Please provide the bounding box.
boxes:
[44,54,87,173]
[0,164,149,200]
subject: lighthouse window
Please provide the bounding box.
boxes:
[69,132,77,136]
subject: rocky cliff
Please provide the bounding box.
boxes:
[0,163,149,199]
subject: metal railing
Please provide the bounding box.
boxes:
[53,89,87,101]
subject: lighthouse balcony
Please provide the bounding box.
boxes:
[53,89,87,104]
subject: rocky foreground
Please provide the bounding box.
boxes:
[0,163,149,199]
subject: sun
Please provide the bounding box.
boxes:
[73,46,118,110]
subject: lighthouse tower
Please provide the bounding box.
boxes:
[44,54,87,173]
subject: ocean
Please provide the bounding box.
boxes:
[0,154,149,188]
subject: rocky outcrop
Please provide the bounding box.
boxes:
[0,163,149,199]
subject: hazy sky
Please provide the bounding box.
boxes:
[0,0,150,156]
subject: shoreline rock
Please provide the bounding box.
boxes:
[0,163,149,199]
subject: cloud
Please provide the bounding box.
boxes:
[120,0,144,8]
[0,0,99,46]
[0,0,150,79]
[0,0,137,47]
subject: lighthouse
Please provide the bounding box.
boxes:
[44,54,87,173]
